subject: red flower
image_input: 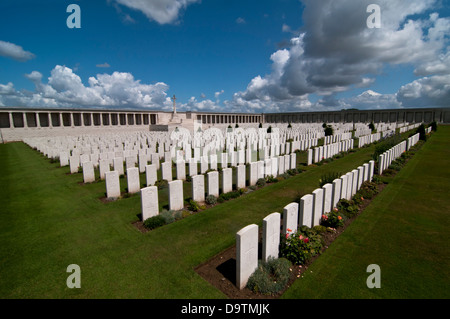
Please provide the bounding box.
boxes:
[285,233,290,239]
[338,216,342,220]
[303,237,309,243]
[287,228,292,232]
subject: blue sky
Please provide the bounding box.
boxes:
[0,0,449,113]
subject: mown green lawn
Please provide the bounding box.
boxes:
[283,126,450,299]
[0,127,447,298]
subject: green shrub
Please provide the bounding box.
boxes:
[265,175,278,183]
[319,172,342,188]
[321,208,345,228]
[389,162,402,171]
[143,215,166,230]
[280,173,290,180]
[246,257,292,295]
[286,169,297,176]
[324,126,333,136]
[416,123,427,141]
[238,188,247,195]
[219,191,241,201]
[280,226,324,265]
[160,210,180,224]
[205,195,217,205]
[382,168,396,176]
[337,199,359,218]
[188,199,200,212]
[430,121,437,132]
[358,181,378,200]
[256,178,266,187]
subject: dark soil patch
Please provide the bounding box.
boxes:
[132,220,149,233]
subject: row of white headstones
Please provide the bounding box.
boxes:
[235,132,422,290]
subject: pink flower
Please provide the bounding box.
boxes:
[333,207,338,212]
[303,237,309,243]
[285,233,290,239]
[299,235,304,240]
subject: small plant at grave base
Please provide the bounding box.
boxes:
[205,195,217,205]
[358,181,378,200]
[286,169,297,176]
[143,215,166,230]
[188,199,200,212]
[248,185,257,191]
[337,199,359,218]
[238,188,247,195]
[321,208,345,228]
[265,175,278,183]
[160,209,181,224]
[382,168,396,177]
[372,175,383,185]
[279,226,324,265]
[389,162,402,172]
[256,178,266,187]
[246,257,292,295]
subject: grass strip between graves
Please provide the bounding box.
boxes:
[0,128,448,298]
[282,126,450,299]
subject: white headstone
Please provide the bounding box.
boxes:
[236,224,259,290]
[221,168,232,194]
[113,157,124,176]
[168,180,184,211]
[126,167,140,194]
[141,186,159,221]
[249,162,258,186]
[262,213,280,262]
[346,172,353,200]
[207,171,219,197]
[105,170,120,199]
[99,159,110,180]
[192,174,205,203]
[176,160,186,181]
[82,161,95,183]
[189,158,198,176]
[332,178,342,208]
[161,161,173,182]
[340,175,348,201]
[351,169,359,196]
[312,188,324,227]
[282,202,299,235]
[69,155,80,174]
[145,164,157,186]
[300,194,314,228]
[237,165,246,189]
[322,183,333,214]
[369,160,375,182]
